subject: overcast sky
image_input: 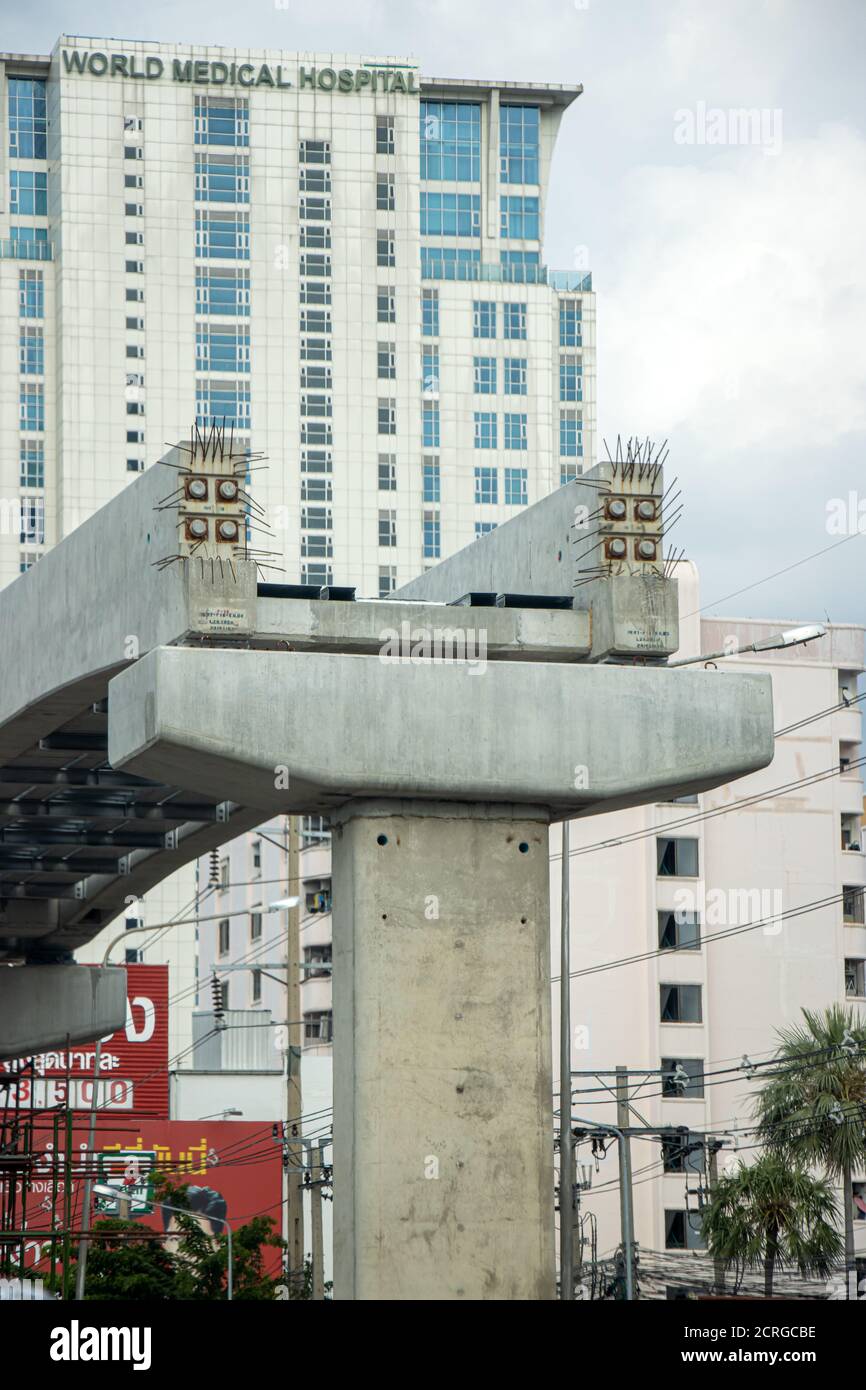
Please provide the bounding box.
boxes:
[9,0,866,628]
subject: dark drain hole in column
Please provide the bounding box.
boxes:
[376,834,388,846]
[518,842,529,853]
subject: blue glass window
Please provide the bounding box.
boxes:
[473,301,496,338]
[475,521,498,538]
[420,192,480,237]
[421,246,481,277]
[504,467,528,505]
[500,196,539,240]
[11,225,48,244]
[473,357,497,394]
[500,250,541,281]
[560,356,582,401]
[474,465,498,502]
[500,105,539,185]
[560,410,583,457]
[196,328,251,373]
[20,382,44,431]
[423,511,441,559]
[196,380,251,430]
[194,96,249,147]
[422,347,440,394]
[9,78,47,159]
[195,269,251,315]
[10,170,47,216]
[20,440,44,488]
[195,155,250,203]
[195,212,250,259]
[559,300,582,346]
[474,414,498,450]
[423,400,440,449]
[423,459,440,503]
[420,101,481,181]
[19,327,44,375]
[504,413,528,451]
[19,496,44,545]
[19,270,43,319]
[504,357,527,395]
[422,288,439,336]
[503,303,527,340]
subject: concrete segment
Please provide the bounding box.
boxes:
[0,964,127,1058]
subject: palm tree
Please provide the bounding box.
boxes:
[755,1005,866,1296]
[701,1153,842,1297]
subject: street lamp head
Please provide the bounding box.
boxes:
[268,896,300,911]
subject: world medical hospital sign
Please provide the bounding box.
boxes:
[0,964,169,1117]
[61,49,420,93]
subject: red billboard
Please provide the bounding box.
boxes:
[0,964,169,1117]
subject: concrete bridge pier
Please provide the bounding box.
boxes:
[331,799,555,1301]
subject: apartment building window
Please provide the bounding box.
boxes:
[377,343,396,379]
[845,959,866,998]
[560,410,583,457]
[423,401,440,450]
[503,302,527,340]
[125,230,144,247]
[423,457,441,503]
[195,380,251,430]
[376,115,395,155]
[301,475,332,502]
[303,944,333,978]
[126,430,145,443]
[300,309,332,334]
[124,145,143,160]
[658,911,701,951]
[18,496,44,545]
[504,357,527,395]
[504,467,527,505]
[126,287,145,303]
[301,563,332,586]
[301,364,332,390]
[251,839,261,873]
[560,300,582,346]
[19,552,40,573]
[19,441,44,489]
[300,196,331,222]
[661,1057,705,1098]
[218,919,230,955]
[195,212,250,259]
[302,535,334,560]
[379,565,397,597]
[560,355,583,401]
[196,269,251,315]
[125,173,144,189]
[194,95,249,147]
[301,420,332,446]
[125,201,144,217]
[126,316,145,331]
[250,911,262,942]
[657,837,699,877]
[474,466,498,505]
[126,401,145,417]
[377,288,396,323]
[420,191,480,237]
[304,1010,333,1043]
[500,104,540,184]
[125,260,144,274]
[19,383,44,432]
[474,413,498,450]
[378,455,397,491]
[194,153,250,203]
[843,886,865,925]
[301,506,332,530]
[376,173,396,211]
[660,984,703,1023]
[475,521,497,538]
[665,1210,705,1251]
[299,165,331,193]
[423,511,441,559]
[301,393,332,418]
[300,222,331,249]
[126,346,145,360]
[500,195,539,240]
[379,510,397,547]
[10,170,47,216]
[300,281,331,307]
[250,969,263,1005]
[376,231,396,267]
[196,328,250,373]
[473,356,497,394]
[299,138,331,164]
[301,449,333,473]
[8,77,47,159]
[127,459,144,473]
[300,252,331,278]
[422,288,439,336]
[842,814,862,852]
[378,399,397,435]
[219,857,230,890]
[422,346,439,394]
[662,1134,704,1175]
[19,327,44,375]
[504,413,528,451]
[18,270,43,320]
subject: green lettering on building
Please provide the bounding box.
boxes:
[59,49,420,95]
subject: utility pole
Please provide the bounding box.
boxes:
[559,819,574,1300]
[707,1139,726,1293]
[310,1144,325,1300]
[615,1066,637,1300]
[283,816,305,1287]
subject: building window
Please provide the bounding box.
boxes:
[657,837,699,877]
[301,505,332,530]
[194,95,249,147]
[500,195,539,240]
[252,840,261,873]
[376,173,395,211]
[423,510,441,559]
[18,327,44,376]
[301,393,332,418]
[300,252,331,278]
[301,449,333,473]
[419,191,480,237]
[126,287,145,302]
[301,474,332,501]
[195,211,250,259]
[18,270,44,320]
[843,886,865,925]
[560,300,582,346]
[474,466,498,504]
[18,495,45,545]
[218,919,230,956]
[300,364,332,390]
[301,563,332,584]
[422,288,439,337]
[473,356,497,394]
[8,78,47,159]
[420,100,481,181]
[300,222,331,249]
[504,467,527,505]
[250,912,262,943]
[475,521,497,538]
[421,246,480,278]
[299,309,331,335]
[503,302,527,340]
[304,1010,333,1043]
[660,984,703,1024]
[376,115,395,156]
[378,399,396,435]
[472,301,496,339]
[378,455,397,491]
[560,355,583,401]
[377,343,396,380]
[196,327,251,373]
[845,959,866,998]
[379,510,397,547]
[560,410,583,457]
[377,288,396,323]
[504,413,528,451]
[299,165,331,193]
[504,357,527,395]
[500,104,539,185]
[19,440,44,489]
[422,346,439,394]
[379,565,397,597]
[376,231,396,267]
[303,944,333,978]
[299,139,331,164]
[251,969,262,1004]
[194,154,250,203]
[661,1057,705,1098]
[473,413,498,451]
[10,170,47,216]
[195,380,251,430]
[665,1210,705,1251]
[300,195,331,221]
[423,457,441,503]
[662,1134,705,1175]
[422,400,440,450]
[19,383,44,432]
[658,911,701,951]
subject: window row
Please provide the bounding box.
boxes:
[194,96,250,148]
[9,79,47,159]
[472,356,527,395]
[419,101,539,185]
[473,466,528,505]
[473,412,529,451]
[472,300,527,340]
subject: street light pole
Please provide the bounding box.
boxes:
[559,819,574,1301]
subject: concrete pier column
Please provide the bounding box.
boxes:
[331,799,555,1301]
